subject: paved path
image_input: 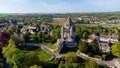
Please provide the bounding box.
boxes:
[77,53,103,64]
[41,45,56,56]
[77,53,117,68]
[103,58,118,68]
[40,44,66,58]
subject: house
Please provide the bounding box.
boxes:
[99,42,111,53]
[40,25,52,33]
[78,16,100,23]
[106,20,120,24]
[17,22,25,26]
[98,35,118,53]
[21,24,52,34]
[28,25,39,34]
[86,34,118,53]
[99,35,118,43]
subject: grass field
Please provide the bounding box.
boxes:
[45,43,58,49]
[27,48,52,60]
[0,14,9,17]
[50,18,66,26]
[19,46,52,60]
[50,17,80,26]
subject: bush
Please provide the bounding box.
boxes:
[94,55,101,59]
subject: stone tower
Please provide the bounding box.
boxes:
[57,17,77,53]
[61,17,76,46]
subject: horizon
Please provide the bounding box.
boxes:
[1,11,120,14]
[0,0,120,13]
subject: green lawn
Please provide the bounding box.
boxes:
[46,43,58,49]
[19,46,52,61]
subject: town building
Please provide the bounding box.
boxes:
[21,24,52,34]
[78,16,100,24]
[86,33,118,53]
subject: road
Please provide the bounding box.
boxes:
[77,53,117,68]
[77,53,103,64]
[103,58,118,68]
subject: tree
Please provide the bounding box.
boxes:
[3,26,14,34]
[29,65,42,68]
[65,63,78,68]
[23,53,40,67]
[30,33,38,43]
[83,31,90,39]
[2,39,41,68]
[85,59,98,68]
[2,39,21,68]
[52,27,61,39]
[22,33,30,43]
[58,61,65,68]
[89,39,99,55]
[37,32,44,43]
[102,53,107,60]
[111,42,120,58]
[78,41,89,53]
[11,33,21,44]
[65,52,78,63]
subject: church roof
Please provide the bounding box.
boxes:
[65,17,73,25]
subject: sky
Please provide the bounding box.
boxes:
[0,0,120,13]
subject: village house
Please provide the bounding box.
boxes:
[21,24,52,34]
[98,35,118,52]
[86,33,118,53]
[40,25,52,33]
[99,35,118,43]
[106,20,120,24]
[17,22,25,26]
[78,16,100,23]
[99,42,111,53]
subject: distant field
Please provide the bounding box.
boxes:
[50,18,66,26]
[8,15,36,18]
[0,14,9,17]
[50,18,78,26]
